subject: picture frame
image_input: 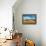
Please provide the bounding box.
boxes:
[22,14,37,24]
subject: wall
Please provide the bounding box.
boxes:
[13,0,46,46]
[41,0,46,46]
[0,0,16,30]
[0,0,16,39]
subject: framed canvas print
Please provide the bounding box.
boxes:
[22,14,37,24]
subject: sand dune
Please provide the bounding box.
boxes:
[23,20,36,24]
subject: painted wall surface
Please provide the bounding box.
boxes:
[41,0,46,46]
[0,0,16,29]
[0,0,16,39]
[13,0,46,46]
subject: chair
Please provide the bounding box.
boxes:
[14,33,23,46]
[25,40,35,46]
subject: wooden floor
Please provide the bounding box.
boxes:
[0,39,16,46]
[0,33,23,46]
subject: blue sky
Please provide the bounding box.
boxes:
[23,15,36,20]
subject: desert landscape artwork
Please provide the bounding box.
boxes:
[22,14,37,24]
